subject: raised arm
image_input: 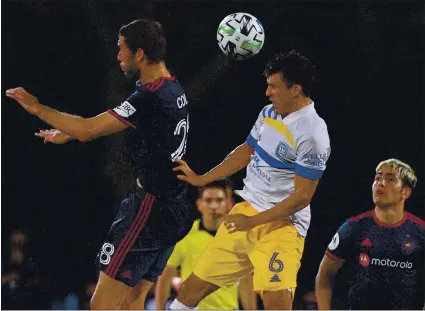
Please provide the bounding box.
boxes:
[6,87,128,142]
[173,142,254,186]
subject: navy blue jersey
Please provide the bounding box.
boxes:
[108,76,189,199]
[326,210,424,310]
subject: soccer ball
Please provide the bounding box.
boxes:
[217,13,265,60]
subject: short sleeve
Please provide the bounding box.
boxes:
[247,106,277,148]
[295,129,331,180]
[108,89,150,128]
[325,221,353,262]
[166,239,185,267]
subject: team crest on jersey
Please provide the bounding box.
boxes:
[402,241,416,254]
[114,101,136,118]
[275,142,289,161]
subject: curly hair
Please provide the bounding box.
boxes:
[264,50,316,96]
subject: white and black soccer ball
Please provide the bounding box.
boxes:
[217,12,265,60]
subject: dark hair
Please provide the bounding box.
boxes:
[119,19,167,63]
[198,179,229,199]
[264,50,316,96]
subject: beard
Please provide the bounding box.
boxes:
[123,68,140,79]
[121,58,140,79]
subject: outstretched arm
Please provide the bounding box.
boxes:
[173,142,254,186]
[6,87,128,142]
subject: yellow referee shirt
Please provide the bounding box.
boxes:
[167,219,239,310]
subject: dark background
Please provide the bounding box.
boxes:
[3,0,424,307]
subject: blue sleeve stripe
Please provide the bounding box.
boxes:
[262,107,268,118]
[255,146,296,169]
[246,134,258,148]
[295,164,324,180]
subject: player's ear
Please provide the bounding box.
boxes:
[401,187,412,200]
[291,84,303,98]
[135,48,145,62]
[196,198,202,213]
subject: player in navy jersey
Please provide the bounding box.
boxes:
[315,158,424,310]
[6,19,193,309]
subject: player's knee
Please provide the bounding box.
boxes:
[90,294,102,310]
[90,293,114,310]
[178,273,219,302]
[262,289,293,310]
[90,294,130,310]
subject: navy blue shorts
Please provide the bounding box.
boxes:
[97,187,181,287]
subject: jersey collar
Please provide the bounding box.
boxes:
[198,219,217,237]
[283,101,316,124]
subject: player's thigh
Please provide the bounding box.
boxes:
[97,189,169,285]
[249,222,305,293]
[98,190,154,281]
[127,246,174,309]
[91,271,135,310]
[193,202,255,288]
[93,245,173,309]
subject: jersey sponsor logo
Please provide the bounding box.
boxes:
[359,253,413,269]
[176,94,188,108]
[275,141,289,161]
[253,121,260,133]
[120,270,132,280]
[249,154,271,184]
[359,253,370,267]
[270,274,281,282]
[300,152,328,168]
[114,101,136,118]
[328,233,340,250]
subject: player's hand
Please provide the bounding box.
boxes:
[35,129,73,144]
[224,214,256,233]
[172,159,207,186]
[6,87,42,115]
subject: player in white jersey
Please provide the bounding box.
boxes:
[171,50,331,310]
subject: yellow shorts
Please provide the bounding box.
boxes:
[193,201,305,294]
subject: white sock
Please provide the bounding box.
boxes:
[169,299,198,310]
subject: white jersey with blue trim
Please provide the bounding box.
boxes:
[235,102,330,236]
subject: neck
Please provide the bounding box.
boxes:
[374,204,405,224]
[289,97,311,114]
[139,62,171,84]
[202,217,223,231]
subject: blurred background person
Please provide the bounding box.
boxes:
[2,229,51,309]
[156,179,257,310]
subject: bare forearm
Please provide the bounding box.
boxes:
[35,104,89,141]
[251,191,309,226]
[155,276,172,309]
[315,274,334,310]
[203,143,253,184]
